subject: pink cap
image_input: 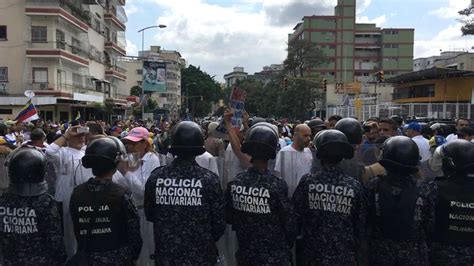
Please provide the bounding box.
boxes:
[123,127,149,142]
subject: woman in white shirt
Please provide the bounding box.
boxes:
[113,127,160,266]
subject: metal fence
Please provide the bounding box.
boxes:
[327,102,474,120]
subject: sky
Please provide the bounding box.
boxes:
[124,0,474,82]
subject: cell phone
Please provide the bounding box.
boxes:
[77,127,89,134]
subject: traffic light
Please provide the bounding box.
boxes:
[283,77,288,90]
[376,70,384,83]
[323,78,327,92]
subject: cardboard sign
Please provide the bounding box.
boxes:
[215,87,247,135]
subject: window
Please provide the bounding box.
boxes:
[137,81,142,86]
[0,109,12,115]
[0,26,6,41]
[31,26,47,42]
[0,67,7,82]
[392,44,399,48]
[384,44,391,48]
[329,45,336,49]
[105,27,110,41]
[71,37,81,55]
[32,68,48,83]
[136,69,143,75]
[391,30,398,34]
[73,73,83,87]
[93,18,101,32]
[56,30,65,49]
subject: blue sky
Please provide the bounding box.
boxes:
[124,0,474,82]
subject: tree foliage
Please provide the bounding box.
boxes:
[130,86,141,96]
[181,65,223,117]
[284,39,328,77]
[459,4,474,35]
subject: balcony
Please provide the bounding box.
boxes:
[25,0,89,33]
[104,6,127,31]
[104,38,126,56]
[105,66,126,81]
[27,42,89,67]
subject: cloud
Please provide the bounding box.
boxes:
[124,4,142,16]
[356,14,386,26]
[429,0,470,19]
[415,23,474,58]
[126,39,138,56]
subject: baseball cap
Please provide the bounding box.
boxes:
[110,126,122,133]
[123,127,149,142]
[406,122,421,132]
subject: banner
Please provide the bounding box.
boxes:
[143,61,166,92]
[215,86,247,135]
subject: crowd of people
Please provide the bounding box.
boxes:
[0,111,472,265]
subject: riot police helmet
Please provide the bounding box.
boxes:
[307,119,326,131]
[314,129,354,161]
[335,117,363,145]
[168,121,206,157]
[241,122,279,160]
[379,136,419,174]
[82,136,126,176]
[441,139,474,176]
[7,147,47,184]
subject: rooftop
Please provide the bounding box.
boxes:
[386,67,474,84]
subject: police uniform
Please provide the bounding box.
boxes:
[144,121,226,264]
[226,122,296,265]
[69,137,143,265]
[366,136,431,265]
[0,148,66,265]
[428,140,474,265]
[335,118,366,181]
[292,130,367,265]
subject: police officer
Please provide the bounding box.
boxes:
[144,121,226,265]
[0,147,66,265]
[293,129,367,265]
[69,137,142,264]
[366,136,431,265]
[334,118,366,179]
[429,140,474,265]
[226,122,295,265]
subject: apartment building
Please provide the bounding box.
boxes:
[288,0,414,84]
[121,46,186,120]
[0,0,128,121]
[413,51,474,71]
[224,66,248,88]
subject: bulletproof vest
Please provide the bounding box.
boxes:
[434,178,474,245]
[374,175,421,240]
[71,183,127,252]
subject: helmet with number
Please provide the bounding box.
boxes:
[8,147,47,184]
[335,118,363,145]
[169,121,206,157]
[441,139,474,176]
[379,136,419,174]
[314,129,353,161]
[82,136,126,176]
[241,122,279,160]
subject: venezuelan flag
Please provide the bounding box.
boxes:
[15,100,39,123]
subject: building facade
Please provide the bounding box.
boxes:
[288,0,414,84]
[224,66,248,88]
[0,0,129,122]
[249,64,283,85]
[413,51,474,71]
[121,46,185,119]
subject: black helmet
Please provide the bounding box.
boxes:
[7,147,47,184]
[379,136,419,174]
[241,122,279,160]
[82,136,126,174]
[314,129,353,160]
[335,118,363,145]
[307,119,326,131]
[441,139,474,176]
[169,121,205,157]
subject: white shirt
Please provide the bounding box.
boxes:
[274,144,313,195]
[195,151,219,175]
[113,152,160,207]
[225,144,248,181]
[446,133,458,142]
[412,135,432,162]
[279,138,287,150]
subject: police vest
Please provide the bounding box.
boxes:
[375,176,420,240]
[434,179,474,245]
[71,183,127,252]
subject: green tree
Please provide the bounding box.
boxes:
[130,85,141,96]
[181,65,223,117]
[459,4,474,35]
[284,39,328,77]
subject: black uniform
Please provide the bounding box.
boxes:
[293,166,367,265]
[0,147,66,265]
[69,178,142,265]
[144,158,226,264]
[226,168,296,265]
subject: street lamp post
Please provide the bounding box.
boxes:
[137,24,166,120]
[186,82,196,116]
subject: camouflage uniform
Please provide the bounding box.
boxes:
[366,175,433,266]
[427,178,474,265]
[226,167,296,265]
[0,191,66,265]
[69,178,142,265]
[292,165,367,265]
[144,158,226,265]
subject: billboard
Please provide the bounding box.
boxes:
[143,61,166,92]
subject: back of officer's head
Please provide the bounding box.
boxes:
[241,122,279,161]
[82,136,125,176]
[314,129,353,165]
[441,139,474,177]
[7,147,47,183]
[169,121,205,159]
[379,136,419,175]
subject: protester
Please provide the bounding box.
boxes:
[379,118,399,137]
[405,122,432,162]
[446,118,469,142]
